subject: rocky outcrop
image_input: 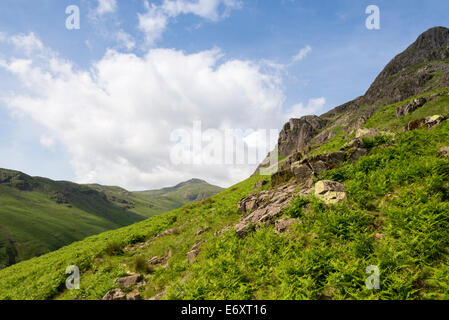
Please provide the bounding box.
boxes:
[187,241,206,263]
[396,98,427,117]
[115,274,143,288]
[405,115,446,131]
[148,250,172,267]
[278,116,327,157]
[425,115,445,128]
[235,183,305,237]
[314,181,347,205]
[102,288,126,300]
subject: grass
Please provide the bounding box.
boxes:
[0,174,265,300]
[0,90,448,300]
[163,121,449,300]
[0,173,221,269]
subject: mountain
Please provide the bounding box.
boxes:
[270,26,449,162]
[1,27,449,300]
[0,169,222,269]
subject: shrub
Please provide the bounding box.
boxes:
[133,255,152,274]
[105,241,123,256]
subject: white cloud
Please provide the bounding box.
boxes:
[291,45,312,64]
[8,32,43,55]
[95,0,117,16]
[286,97,326,120]
[116,30,136,51]
[139,0,241,45]
[1,33,324,190]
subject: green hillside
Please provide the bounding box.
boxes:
[0,88,448,300]
[0,171,222,270]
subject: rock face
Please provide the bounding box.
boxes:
[363,27,449,105]
[278,116,327,157]
[235,183,304,237]
[396,98,427,117]
[348,148,368,162]
[315,181,347,205]
[405,115,446,131]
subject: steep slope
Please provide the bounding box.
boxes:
[0,169,222,269]
[270,27,449,162]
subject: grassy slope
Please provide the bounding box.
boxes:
[0,173,222,270]
[0,175,264,300]
[0,90,449,300]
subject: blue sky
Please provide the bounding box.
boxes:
[0,0,448,189]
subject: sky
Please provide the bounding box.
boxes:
[0,0,449,190]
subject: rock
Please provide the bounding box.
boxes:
[356,128,377,139]
[315,180,347,205]
[235,184,301,238]
[425,115,445,128]
[278,116,327,157]
[405,118,426,131]
[187,241,206,262]
[154,228,176,239]
[115,274,143,288]
[191,241,206,251]
[195,228,209,236]
[275,219,298,233]
[291,162,313,184]
[341,138,364,150]
[238,192,270,215]
[310,160,328,175]
[396,97,427,117]
[327,151,346,165]
[187,249,199,263]
[349,148,368,162]
[271,169,294,187]
[102,289,126,300]
[126,290,142,301]
[148,256,163,265]
[439,146,449,157]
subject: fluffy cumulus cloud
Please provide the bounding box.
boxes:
[0,33,324,190]
[139,0,241,44]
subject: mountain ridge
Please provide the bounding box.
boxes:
[0,167,222,269]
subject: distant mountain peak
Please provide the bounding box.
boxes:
[373,26,449,81]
